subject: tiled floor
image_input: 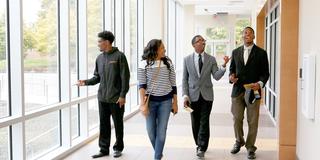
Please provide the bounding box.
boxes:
[64,80,278,160]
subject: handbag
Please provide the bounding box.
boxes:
[140,61,161,116]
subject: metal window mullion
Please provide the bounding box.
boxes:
[124,0,130,56]
[8,0,25,159]
[137,0,144,60]
[137,0,144,105]
[59,0,72,148]
[78,0,89,138]
[124,0,132,112]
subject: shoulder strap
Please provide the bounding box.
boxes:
[148,61,161,95]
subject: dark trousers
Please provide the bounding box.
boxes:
[98,101,124,153]
[190,94,213,152]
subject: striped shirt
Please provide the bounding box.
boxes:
[138,60,177,101]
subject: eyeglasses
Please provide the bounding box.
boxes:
[195,38,206,43]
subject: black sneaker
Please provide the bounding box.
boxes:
[92,152,109,158]
[230,143,244,154]
[247,151,256,159]
[113,150,122,158]
[196,149,205,158]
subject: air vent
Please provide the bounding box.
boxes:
[229,0,244,3]
[216,12,228,15]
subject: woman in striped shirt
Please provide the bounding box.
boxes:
[138,39,178,160]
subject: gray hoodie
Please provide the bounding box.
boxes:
[85,47,130,103]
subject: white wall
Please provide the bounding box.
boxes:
[297,0,320,160]
[182,5,195,56]
[144,0,164,44]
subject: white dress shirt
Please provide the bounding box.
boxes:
[243,44,264,88]
[243,44,253,65]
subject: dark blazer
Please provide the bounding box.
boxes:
[229,44,269,97]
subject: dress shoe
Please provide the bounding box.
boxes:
[247,151,256,159]
[92,152,109,158]
[230,143,244,154]
[196,149,205,158]
[113,150,122,158]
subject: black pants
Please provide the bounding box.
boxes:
[98,101,124,153]
[190,94,213,152]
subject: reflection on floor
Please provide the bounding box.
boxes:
[64,82,278,160]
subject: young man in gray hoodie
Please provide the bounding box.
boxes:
[77,31,130,158]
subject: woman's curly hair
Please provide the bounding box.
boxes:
[142,39,172,70]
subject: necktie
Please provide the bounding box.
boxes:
[244,48,249,65]
[199,54,203,73]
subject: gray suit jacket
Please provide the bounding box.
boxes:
[182,52,226,102]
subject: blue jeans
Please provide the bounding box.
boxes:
[146,98,172,160]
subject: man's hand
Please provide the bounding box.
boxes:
[183,96,190,107]
[251,83,260,91]
[229,73,238,84]
[76,80,85,86]
[116,97,126,108]
[184,100,190,107]
[222,56,230,68]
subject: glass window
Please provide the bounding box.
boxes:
[273,23,277,90]
[214,44,227,65]
[265,28,268,50]
[265,17,268,27]
[205,44,213,55]
[88,99,99,130]
[0,127,9,160]
[126,0,138,112]
[270,25,274,90]
[23,0,59,112]
[87,0,103,95]
[265,5,280,119]
[127,85,138,113]
[129,0,137,81]
[71,104,80,139]
[70,0,79,99]
[234,19,251,47]
[0,0,9,119]
[111,0,115,32]
[25,111,60,159]
[206,27,228,40]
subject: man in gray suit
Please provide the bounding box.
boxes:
[182,35,229,158]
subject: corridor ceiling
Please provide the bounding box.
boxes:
[177,0,266,15]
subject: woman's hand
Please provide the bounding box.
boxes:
[139,96,149,117]
[172,99,178,115]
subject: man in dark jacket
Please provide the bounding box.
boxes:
[77,31,130,158]
[229,27,269,159]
